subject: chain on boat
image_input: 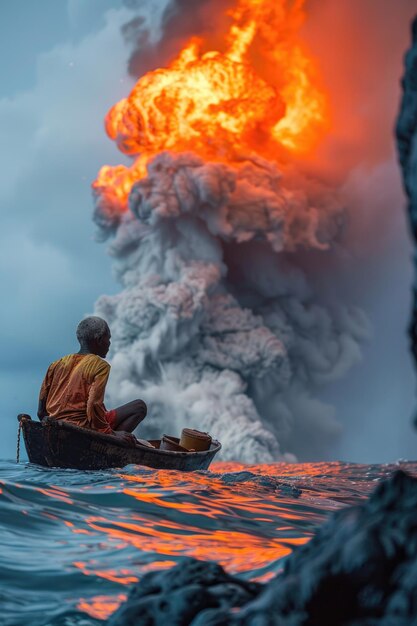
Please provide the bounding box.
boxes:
[16,420,22,464]
[16,414,31,464]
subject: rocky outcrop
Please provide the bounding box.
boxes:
[107,558,262,626]
[396,16,417,366]
[108,470,417,625]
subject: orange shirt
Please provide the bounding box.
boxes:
[39,353,112,433]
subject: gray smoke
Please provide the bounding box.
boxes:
[94,151,368,461]
[122,0,234,79]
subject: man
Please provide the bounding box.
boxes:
[38,316,147,444]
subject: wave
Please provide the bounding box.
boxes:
[0,459,414,625]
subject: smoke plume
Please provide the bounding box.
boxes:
[91,0,417,462]
[94,147,367,461]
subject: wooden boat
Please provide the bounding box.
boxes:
[18,415,221,471]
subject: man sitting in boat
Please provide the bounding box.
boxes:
[37,316,147,445]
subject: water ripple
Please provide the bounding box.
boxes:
[0,459,415,625]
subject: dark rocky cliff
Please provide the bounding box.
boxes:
[396,16,417,368]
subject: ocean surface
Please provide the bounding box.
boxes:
[1,458,417,626]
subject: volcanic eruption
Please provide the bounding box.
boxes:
[92,0,368,461]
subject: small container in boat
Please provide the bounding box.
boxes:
[160,435,188,452]
[180,428,212,452]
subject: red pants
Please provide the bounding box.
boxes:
[105,409,117,429]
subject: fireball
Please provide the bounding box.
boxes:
[94,0,329,213]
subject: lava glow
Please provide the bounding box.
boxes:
[93,0,329,213]
[15,462,349,621]
[66,464,317,608]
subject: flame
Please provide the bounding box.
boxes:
[93,0,329,212]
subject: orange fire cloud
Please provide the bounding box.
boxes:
[94,0,329,213]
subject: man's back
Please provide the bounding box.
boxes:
[39,353,111,432]
[38,316,146,442]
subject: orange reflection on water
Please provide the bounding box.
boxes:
[212,461,346,477]
[119,468,293,521]
[61,462,332,622]
[41,511,60,522]
[75,562,175,620]
[77,594,127,620]
[73,561,138,585]
[140,560,177,573]
[33,485,75,505]
[122,486,225,519]
[252,571,278,583]
[91,465,317,575]
[83,514,303,575]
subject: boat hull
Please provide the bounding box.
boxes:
[20,417,221,471]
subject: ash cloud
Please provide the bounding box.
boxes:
[95,152,367,461]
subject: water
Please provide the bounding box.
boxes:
[1,459,416,626]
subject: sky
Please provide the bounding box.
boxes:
[0,0,127,458]
[1,0,416,463]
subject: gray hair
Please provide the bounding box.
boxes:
[76,316,109,345]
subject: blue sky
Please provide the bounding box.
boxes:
[1,0,417,463]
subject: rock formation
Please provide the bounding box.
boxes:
[396,16,417,369]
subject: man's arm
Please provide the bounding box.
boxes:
[87,361,136,443]
[86,361,113,433]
